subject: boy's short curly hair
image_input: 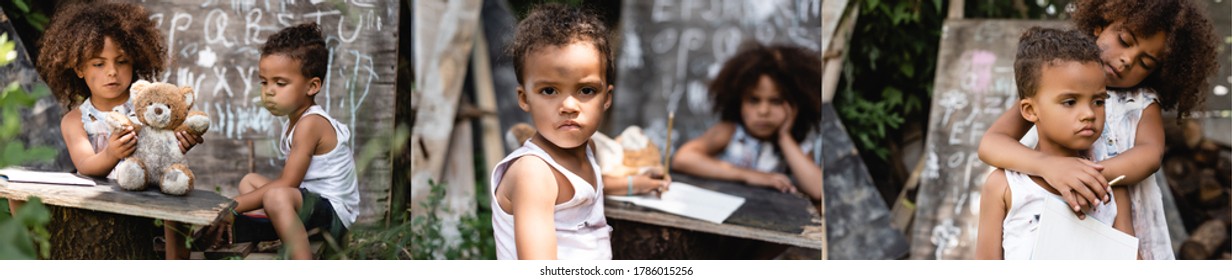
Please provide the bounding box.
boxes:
[37,1,166,111]
[506,3,614,85]
[709,42,822,142]
[1072,0,1219,118]
[260,22,329,81]
[1014,27,1103,100]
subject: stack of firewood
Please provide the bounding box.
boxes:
[1163,119,1231,260]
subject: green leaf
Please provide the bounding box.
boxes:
[0,39,15,67]
[27,13,49,32]
[13,0,30,13]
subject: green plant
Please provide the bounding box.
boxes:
[408,179,494,260]
[836,0,944,159]
[0,0,50,31]
[0,34,55,166]
[0,196,50,259]
[0,31,55,260]
[836,0,1064,160]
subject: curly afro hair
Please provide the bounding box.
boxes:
[506,3,614,85]
[1014,27,1104,100]
[709,42,822,142]
[260,22,329,81]
[37,1,166,111]
[1072,0,1220,119]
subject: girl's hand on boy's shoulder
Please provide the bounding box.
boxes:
[1038,155,1109,218]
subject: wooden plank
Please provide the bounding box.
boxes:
[911,20,1064,260]
[820,103,910,259]
[113,0,399,225]
[604,206,821,250]
[821,3,857,103]
[611,0,823,147]
[604,174,822,249]
[409,0,482,215]
[0,179,233,225]
[471,20,505,180]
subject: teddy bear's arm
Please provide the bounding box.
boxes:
[177,110,211,136]
[104,111,134,133]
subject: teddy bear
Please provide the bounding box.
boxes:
[104,80,210,195]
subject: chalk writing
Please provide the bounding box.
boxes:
[130,0,398,224]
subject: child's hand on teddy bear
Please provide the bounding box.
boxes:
[104,126,138,160]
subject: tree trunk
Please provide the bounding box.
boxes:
[46,205,160,259]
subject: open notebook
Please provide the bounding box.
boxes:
[607,182,745,224]
[1031,198,1138,260]
[0,168,98,186]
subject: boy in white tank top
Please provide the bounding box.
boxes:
[199,23,359,260]
[976,27,1135,259]
[490,3,617,260]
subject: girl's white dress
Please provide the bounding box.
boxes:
[1091,88,1174,260]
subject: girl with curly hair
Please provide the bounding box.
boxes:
[978,0,1220,259]
[33,1,204,259]
[671,41,823,203]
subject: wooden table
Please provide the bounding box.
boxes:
[1,178,234,259]
[604,174,824,259]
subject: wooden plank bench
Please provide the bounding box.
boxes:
[604,174,824,259]
[1,177,234,259]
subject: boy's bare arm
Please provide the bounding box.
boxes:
[975,170,1010,260]
[506,156,560,260]
[979,105,1108,212]
[1095,104,1164,187]
[232,116,327,212]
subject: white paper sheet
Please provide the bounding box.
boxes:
[0,168,97,186]
[1031,198,1138,260]
[607,182,745,224]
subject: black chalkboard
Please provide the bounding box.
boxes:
[611,0,822,150]
[821,102,910,259]
[126,0,399,224]
[910,19,1065,260]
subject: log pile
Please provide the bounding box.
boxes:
[1163,119,1231,260]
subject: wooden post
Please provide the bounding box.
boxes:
[818,0,862,260]
[471,20,506,186]
[410,0,483,215]
[948,0,964,20]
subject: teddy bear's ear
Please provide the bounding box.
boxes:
[181,86,196,107]
[129,80,151,100]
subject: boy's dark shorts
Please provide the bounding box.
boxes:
[232,188,347,243]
